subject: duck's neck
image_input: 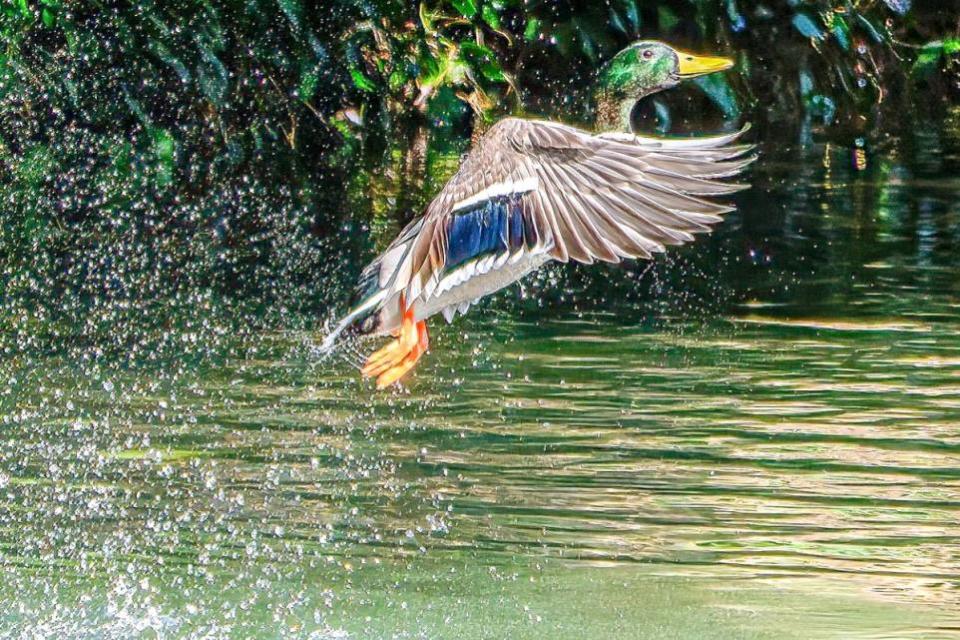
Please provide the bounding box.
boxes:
[593,90,637,133]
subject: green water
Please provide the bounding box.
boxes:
[3,118,960,638]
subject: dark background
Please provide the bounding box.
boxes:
[1,0,958,366]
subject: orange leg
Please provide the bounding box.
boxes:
[361,297,429,388]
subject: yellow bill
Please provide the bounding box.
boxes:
[676,51,735,78]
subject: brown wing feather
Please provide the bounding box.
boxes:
[394,118,754,308]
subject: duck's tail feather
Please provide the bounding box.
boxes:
[320,217,427,357]
[317,288,389,357]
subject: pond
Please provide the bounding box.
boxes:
[2,111,960,638]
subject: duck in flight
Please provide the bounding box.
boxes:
[321,40,754,388]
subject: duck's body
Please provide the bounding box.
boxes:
[321,41,755,387]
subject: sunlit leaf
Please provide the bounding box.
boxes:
[388,70,407,92]
[911,42,943,77]
[152,129,175,164]
[480,4,500,30]
[150,128,176,186]
[349,68,377,92]
[418,53,444,88]
[447,57,470,85]
[459,41,505,82]
[523,17,540,41]
[419,2,436,32]
[450,0,477,19]
[15,0,30,19]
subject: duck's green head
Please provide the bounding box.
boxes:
[596,41,734,100]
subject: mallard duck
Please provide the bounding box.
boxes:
[321,40,754,388]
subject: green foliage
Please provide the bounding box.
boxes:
[913,39,960,77]
[0,0,955,358]
[451,0,477,20]
[350,68,377,92]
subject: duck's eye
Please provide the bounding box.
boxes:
[642,50,654,60]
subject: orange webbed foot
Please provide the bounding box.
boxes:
[361,297,429,388]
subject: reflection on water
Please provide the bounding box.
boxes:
[2,117,960,638]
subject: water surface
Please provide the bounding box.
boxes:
[2,118,960,638]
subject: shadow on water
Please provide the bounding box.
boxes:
[2,106,960,637]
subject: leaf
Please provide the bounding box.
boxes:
[307,33,328,63]
[349,68,376,92]
[152,129,175,164]
[882,0,910,15]
[652,99,671,134]
[419,2,436,33]
[480,4,500,30]
[150,128,176,186]
[694,74,740,119]
[911,42,943,77]
[623,0,639,32]
[658,6,679,31]
[278,0,302,31]
[196,41,229,105]
[299,68,318,101]
[425,85,469,124]
[459,41,505,82]
[148,39,191,83]
[388,70,407,92]
[799,69,813,97]
[831,15,850,51]
[523,17,540,41]
[856,14,885,44]
[417,53,445,88]
[450,0,477,19]
[724,0,746,33]
[41,7,55,27]
[608,8,627,35]
[575,22,597,62]
[792,13,825,41]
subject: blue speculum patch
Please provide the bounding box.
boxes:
[445,197,536,271]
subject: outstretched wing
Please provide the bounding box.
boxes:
[379,117,755,308]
